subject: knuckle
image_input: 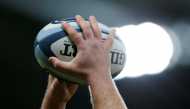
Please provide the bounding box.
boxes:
[69,31,78,37]
[52,61,59,68]
[92,43,100,49]
[82,23,89,30]
[74,36,82,44]
[93,26,98,32]
[84,29,91,37]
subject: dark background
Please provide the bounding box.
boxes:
[0,0,190,109]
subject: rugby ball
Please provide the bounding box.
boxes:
[34,17,126,84]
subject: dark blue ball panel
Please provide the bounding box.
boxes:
[39,31,66,57]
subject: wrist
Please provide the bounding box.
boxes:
[87,72,117,106]
[41,92,67,109]
[41,85,69,109]
[87,71,112,86]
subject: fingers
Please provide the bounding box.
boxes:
[48,57,72,73]
[89,16,101,39]
[75,15,93,39]
[62,22,84,46]
[48,57,79,93]
[104,29,115,50]
[47,74,54,88]
[48,74,54,83]
[47,74,62,90]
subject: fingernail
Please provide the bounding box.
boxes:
[62,22,68,28]
[48,57,54,63]
[48,57,56,66]
[89,15,95,19]
[89,16,93,19]
[75,15,81,18]
[89,16,96,21]
[48,57,53,61]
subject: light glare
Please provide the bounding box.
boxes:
[115,22,174,78]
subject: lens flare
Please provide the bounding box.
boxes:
[115,22,174,78]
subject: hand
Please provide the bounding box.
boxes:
[49,15,115,84]
[41,75,78,109]
[47,75,78,103]
[47,15,127,109]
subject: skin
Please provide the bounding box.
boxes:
[40,75,78,109]
[41,15,128,109]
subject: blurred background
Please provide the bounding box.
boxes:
[0,0,190,109]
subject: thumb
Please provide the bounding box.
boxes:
[48,57,72,72]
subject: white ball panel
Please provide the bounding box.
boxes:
[51,36,75,61]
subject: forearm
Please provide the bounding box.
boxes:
[41,86,67,109]
[88,73,128,109]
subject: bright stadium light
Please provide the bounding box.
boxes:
[115,22,174,78]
